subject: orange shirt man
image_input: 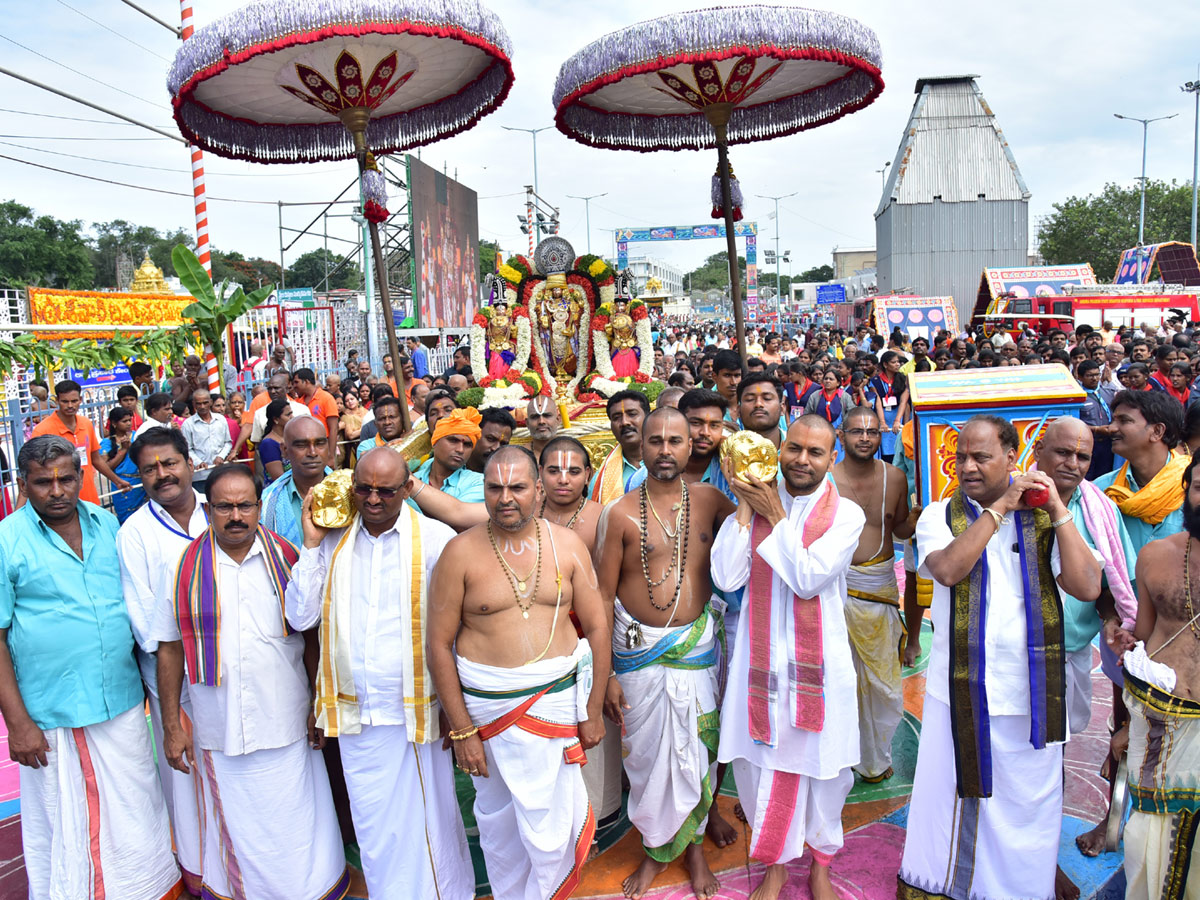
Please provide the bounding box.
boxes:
[33,380,130,504]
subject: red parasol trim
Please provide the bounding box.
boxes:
[554,44,882,152]
[172,21,514,162]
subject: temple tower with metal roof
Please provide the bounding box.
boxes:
[874,75,1031,327]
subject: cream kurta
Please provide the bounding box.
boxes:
[713,479,864,778]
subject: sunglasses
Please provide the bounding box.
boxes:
[353,484,400,500]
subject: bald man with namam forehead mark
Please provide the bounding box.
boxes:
[597,406,736,899]
[427,445,610,900]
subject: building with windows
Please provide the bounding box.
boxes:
[626,256,684,301]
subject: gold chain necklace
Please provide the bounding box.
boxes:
[488,521,541,618]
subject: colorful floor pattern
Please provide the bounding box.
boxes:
[0,620,1128,899]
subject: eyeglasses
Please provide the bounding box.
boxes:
[353,484,400,500]
[211,502,258,515]
[844,429,881,438]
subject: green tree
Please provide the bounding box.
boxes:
[0,200,94,289]
[758,271,792,296]
[1038,179,1195,281]
[211,249,283,290]
[685,251,746,291]
[286,248,362,290]
[797,264,834,282]
[479,239,501,286]
[90,219,192,289]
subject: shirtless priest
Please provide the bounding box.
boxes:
[428,446,610,900]
[597,406,734,900]
[712,415,865,900]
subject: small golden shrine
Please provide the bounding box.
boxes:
[129,253,171,294]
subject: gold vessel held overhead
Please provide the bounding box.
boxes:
[720,430,779,483]
[309,469,356,529]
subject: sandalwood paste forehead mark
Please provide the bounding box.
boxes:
[532,397,552,417]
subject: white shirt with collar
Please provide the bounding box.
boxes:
[181,413,232,465]
[150,535,310,755]
[915,497,1084,718]
[117,489,209,691]
[286,511,454,728]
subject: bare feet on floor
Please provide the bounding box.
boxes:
[1055,864,1081,900]
[749,863,789,900]
[809,860,838,900]
[621,854,668,899]
[587,840,600,862]
[1075,820,1108,857]
[705,807,738,848]
[733,801,748,823]
[684,843,720,899]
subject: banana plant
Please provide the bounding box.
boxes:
[172,244,273,395]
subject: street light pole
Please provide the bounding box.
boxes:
[756,191,797,313]
[1114,112,1178,281]
[1183,74,1200,248]
[875,161,891,189]
[566,192,607,254]
[502,125,552,200]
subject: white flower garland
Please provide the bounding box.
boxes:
[592,328,616,379]
[589,376,629,397]
[636,317,654,376]
[479,383,532,408]
[470,293,532,386]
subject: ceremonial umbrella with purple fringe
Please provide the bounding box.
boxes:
[168,0,515,431]
[552,6,883,359]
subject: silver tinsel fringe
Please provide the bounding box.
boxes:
[552,5,881,106]
[168,0,514,163]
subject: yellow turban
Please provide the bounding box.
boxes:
[432,407,482,446]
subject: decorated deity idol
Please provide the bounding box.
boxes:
[605,298,640,377]
[485,300,519,379]
[531,238,589,388]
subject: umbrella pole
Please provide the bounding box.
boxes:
[367,220,413,434]
[705,104,747,366]
[341,108,412,434]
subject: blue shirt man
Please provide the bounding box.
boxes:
[406,339,430,380]
[262,465,333,547]
[0,500,142,729]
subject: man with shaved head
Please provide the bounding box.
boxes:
[1032,418,1139,874]
[287,446,475,900]
[261,416,333,547]
[597,406,736,899]
[428,446,610,900]
[526,395,561,461]
[712,415,866,900]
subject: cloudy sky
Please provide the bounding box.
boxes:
[2,0,1199,284]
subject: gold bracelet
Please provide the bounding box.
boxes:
[448,725,479,741]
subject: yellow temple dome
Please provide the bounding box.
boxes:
[130,252,170,294]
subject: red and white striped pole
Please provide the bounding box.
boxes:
[181,0,221,393]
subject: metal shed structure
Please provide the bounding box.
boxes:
[875,75,1031,328]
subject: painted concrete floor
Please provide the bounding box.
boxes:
[0,621,1126,900]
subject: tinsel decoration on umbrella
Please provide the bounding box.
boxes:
[711,161,742,221]
[361,151,389,223]
[552,5,883,359]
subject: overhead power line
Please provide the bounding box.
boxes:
[0,107,148,125]
[117,0,182,36]
[0,33,167,110]
[53,0,170,61]
[0,67,186,143]
[0,134,169,141]
[0,152,281,205]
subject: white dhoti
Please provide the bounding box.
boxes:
[197,739,349,900]
[458,639,594,900]
[613,600,721,860]
[337,722,475,900]
[20,703,182,900]
[145,679,204,893]
[1064,645,1095,736]
[844,555,905,780]
[733,758,854,865]
[898,697,1063,900]
[1122,672,1200,900]
[580,717,623,827]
